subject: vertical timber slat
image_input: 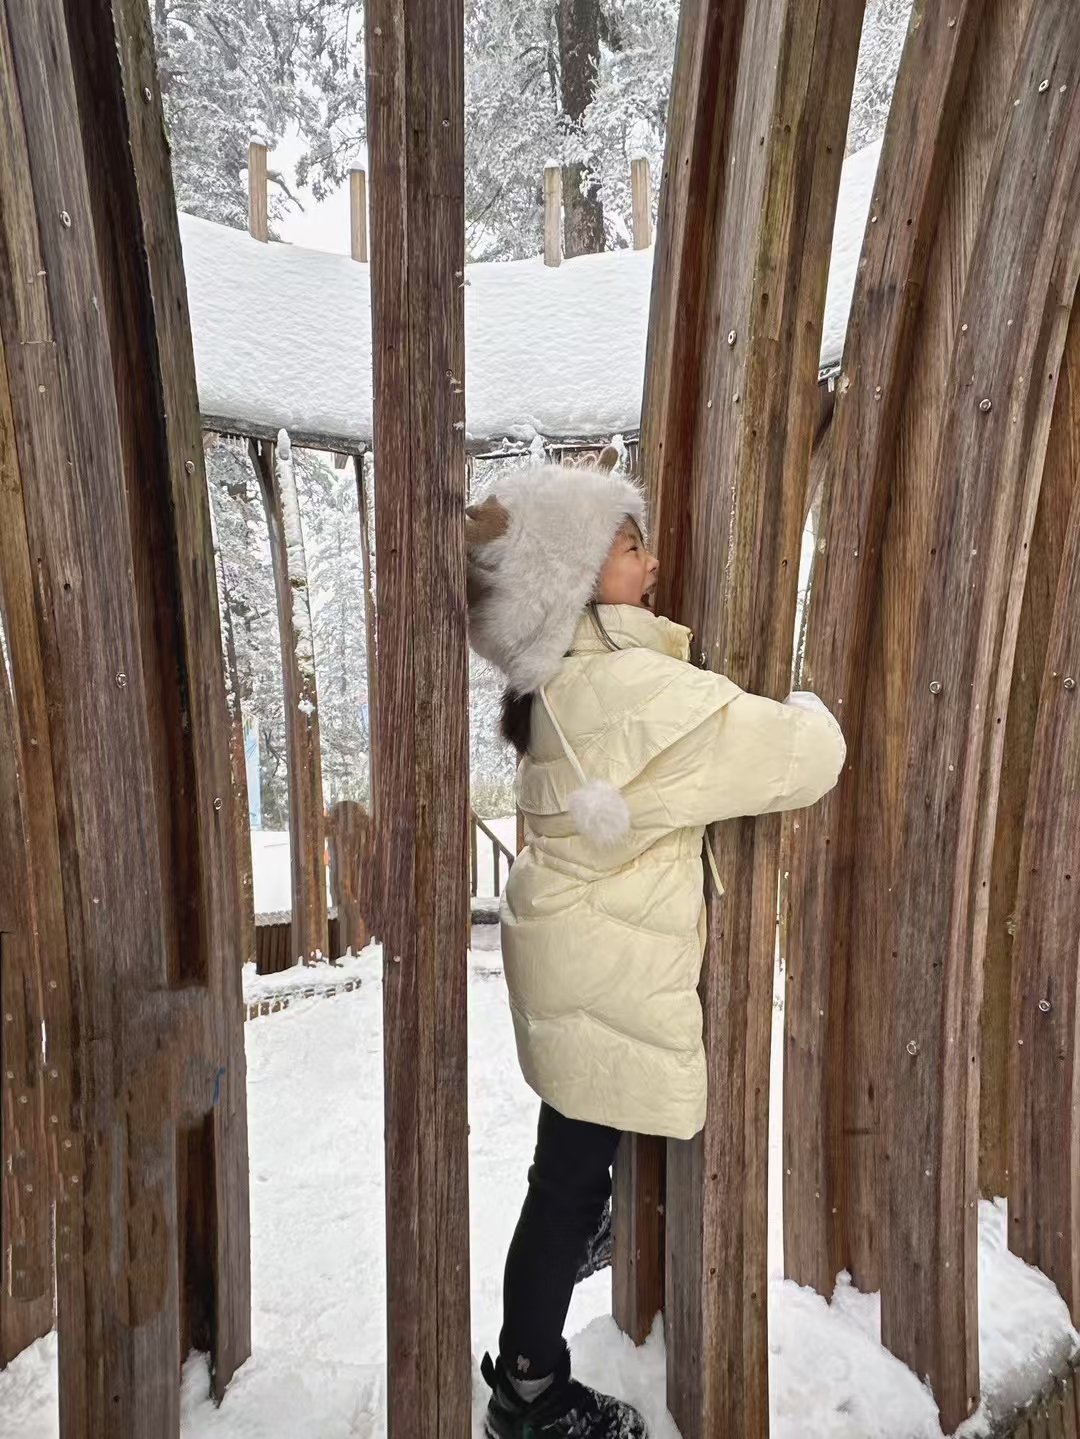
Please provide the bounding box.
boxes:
[638,1,863,1434]
[250,437,329,967]
[1008,284,1080,1317]
[364,0,472,1434]
[784,0,983,1302]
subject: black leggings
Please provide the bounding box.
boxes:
[499,1102,622,1380]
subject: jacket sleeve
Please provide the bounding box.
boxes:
[647,684,846,830]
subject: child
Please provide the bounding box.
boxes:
[466,462,845,1438]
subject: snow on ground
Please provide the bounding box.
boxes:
[183,142,880,451]
[2,813,1073,1437]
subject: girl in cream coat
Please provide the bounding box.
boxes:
[468,460,845,1439]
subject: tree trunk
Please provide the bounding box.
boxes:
[556,0,604,256]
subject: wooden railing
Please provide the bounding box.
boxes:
[470,810,517,900]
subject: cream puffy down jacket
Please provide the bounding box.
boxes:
[501,604,846,1141]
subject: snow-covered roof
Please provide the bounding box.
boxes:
[183,141,880,453]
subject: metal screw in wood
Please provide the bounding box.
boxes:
[907,1039,919,1056]
[930,681,942,694]
[116,672,127,687]
[60,211,71,227]
[979,398,992,413]
[1065,677,1076,691]
[1038,999,1052,1013]
[727,330,737,346]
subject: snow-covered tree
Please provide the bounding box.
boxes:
[206,437,290,827]
[294,456,373,809]
[153,1,366,229]
[464,0,677,261]
[846,0,912,155]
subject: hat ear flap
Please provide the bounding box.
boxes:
[465,495,511,548]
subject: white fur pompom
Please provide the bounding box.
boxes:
[568,780,631,848]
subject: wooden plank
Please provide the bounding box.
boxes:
[631,156,651,250]
[75,0,253,1394]
[0,0,186,1426]
[214,528,258,973]
[640,2,864,1434]
[351,166,369,262]
[353,453,380,837]
[1007,284,1080,1315]
[250,437,328,967]
[878,8,1080,1426]
[0,14,80,1392]
[784,0,984,1303]
[981,72,1080,1208]
[612,1133,665,1343]
[1062,1373,1078,1439]
[327,801,371,956]
[248,139,268,242]
[0,673,53,1365]
[544,164,562,267]
[364,0,472,1429]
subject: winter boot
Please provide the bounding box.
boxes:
[481,1346,648,1438]
[575,1198,613,1284]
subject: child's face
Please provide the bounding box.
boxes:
[596,519,660,608]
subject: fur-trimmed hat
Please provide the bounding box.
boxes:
[465,451,647,695]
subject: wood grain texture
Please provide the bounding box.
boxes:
[0,0,255,1424]
[879,8,1080,1425]
[612,1133,665,1343]
[640,1,863,1433]
[364,0,472,1432]
[984,214,1080,1202]
[250,438,329,969]
[0,666,53,1364]
[631,156,651,251]
[350,167,369,263]
[544,165,563,267]
[0,0,183,1425]
[327,801,372,955]
[784,0,983,1301]
[1007,283,1080,1318]
[75,0,253,1394]
[248,140,268,242]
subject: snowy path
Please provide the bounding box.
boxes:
[1,933,1074,1436]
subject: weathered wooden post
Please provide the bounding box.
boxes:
[544,164,563,267]
[210,492,258,973]
[350,164,369,262]
[249,434,329,966]
[629,4,864,1435]
[0,630,53,1366]
[1007,292,1080,1317]
[631,156,651,250]
[248,137,269,242]
[784,1,1080,1428]
[327,800,371,956]
[365,0,472,1435]
[0,0,252,1429]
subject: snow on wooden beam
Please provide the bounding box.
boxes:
[364,0,472,1428]
[634,1,865,1435]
